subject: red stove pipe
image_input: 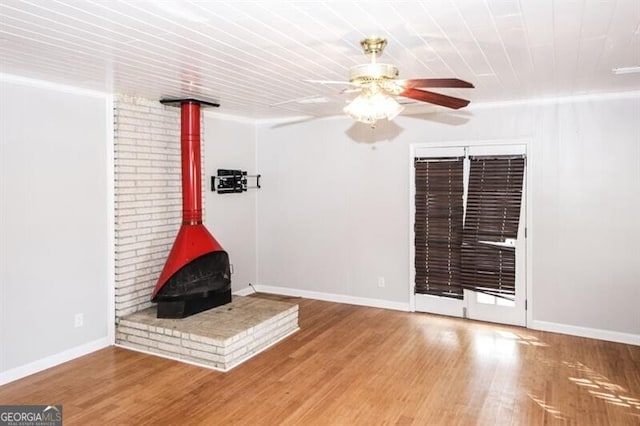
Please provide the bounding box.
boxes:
[181,101,203,225]
[151,99,225,301]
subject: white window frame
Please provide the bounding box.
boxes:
[409,139,533,327]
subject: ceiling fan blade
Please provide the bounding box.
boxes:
[269,95,330,107]
[304,79,356,86]
[398,78,474,89]
[400,87,470,109]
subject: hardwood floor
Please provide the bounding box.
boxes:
[1,295,639,425]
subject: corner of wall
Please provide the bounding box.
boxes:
[106,94,116,344]
[253,120,260,288]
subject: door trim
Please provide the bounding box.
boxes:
[409,139,533,328]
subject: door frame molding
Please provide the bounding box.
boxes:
[408,139,533,327]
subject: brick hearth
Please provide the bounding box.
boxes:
[116,296,299,371]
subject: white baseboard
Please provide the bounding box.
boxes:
[0,337,111,386]
[233,286,256,297]
[529,320,640,346]
[255,284,410,312]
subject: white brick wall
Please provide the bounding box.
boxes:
[114,95,185,318]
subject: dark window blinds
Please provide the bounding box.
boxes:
[414,157,464,299]
[461,156,526,300]
[414,154,525,301]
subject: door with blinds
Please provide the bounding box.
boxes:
[411,144,527,326]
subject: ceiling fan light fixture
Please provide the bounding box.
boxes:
[384,96,405,120]
[343,89,405,127]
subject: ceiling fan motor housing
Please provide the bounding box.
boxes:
[349,63,399,86]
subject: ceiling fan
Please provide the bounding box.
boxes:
[308,37,474,127]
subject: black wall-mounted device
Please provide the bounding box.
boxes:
[211,169,261,194]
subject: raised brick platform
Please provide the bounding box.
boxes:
[116,296,298,371]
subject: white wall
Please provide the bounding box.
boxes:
[0,76,111,383]
[203,113,257,292]
[256,94,640,340]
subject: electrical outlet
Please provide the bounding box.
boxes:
[74,313,84,328]
[377,276,385,288]
[230,264,234,274]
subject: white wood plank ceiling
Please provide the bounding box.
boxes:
[1,0,639,119]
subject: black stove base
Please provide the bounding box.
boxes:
[156,289,232,319]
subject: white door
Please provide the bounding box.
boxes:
[411,144,527,327]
